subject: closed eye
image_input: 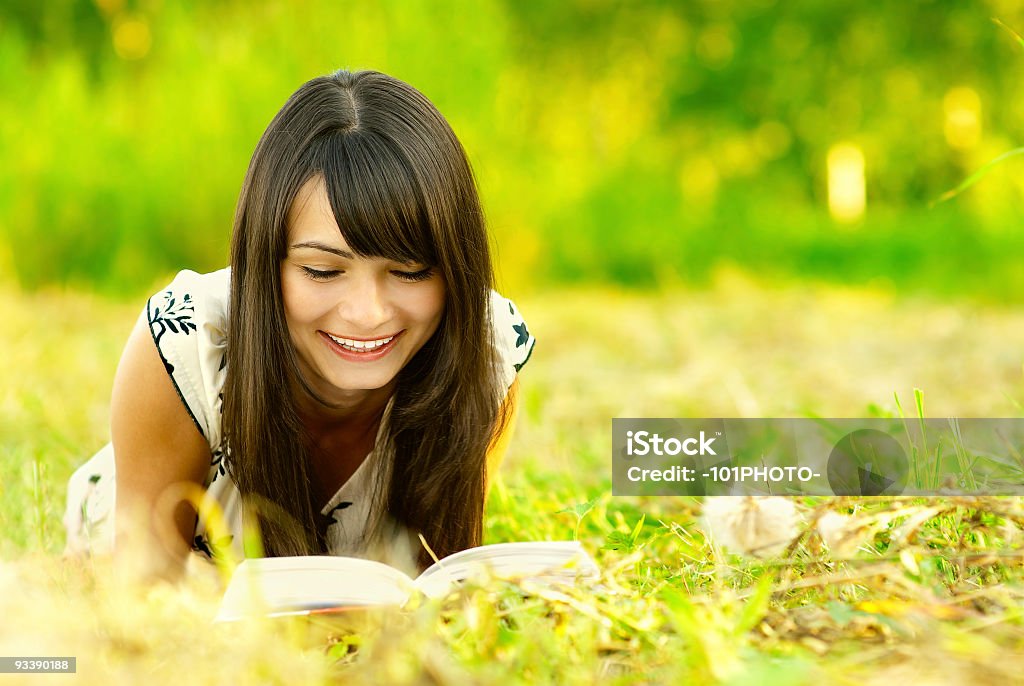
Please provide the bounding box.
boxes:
[392,268,435,282]
[300,266,341,281]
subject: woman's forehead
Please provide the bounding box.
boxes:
[287,177,343,245]
[285,158,437,265]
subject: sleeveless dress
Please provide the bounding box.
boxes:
[62,267,536,564]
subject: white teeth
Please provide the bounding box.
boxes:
[325,332,395,352]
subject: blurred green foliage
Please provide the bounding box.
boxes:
[1,0,1023,298]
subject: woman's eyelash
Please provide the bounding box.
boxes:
[300,266,340,280]
[393,268,434,282]
[300,265,434,282]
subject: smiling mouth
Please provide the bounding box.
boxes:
[322,331,398,352]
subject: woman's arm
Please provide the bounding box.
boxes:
[110,314,210,582]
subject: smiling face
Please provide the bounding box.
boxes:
[280,176,446,410]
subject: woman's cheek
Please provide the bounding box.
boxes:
[282,279,325,326]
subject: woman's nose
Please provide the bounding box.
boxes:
[337,276,392,332]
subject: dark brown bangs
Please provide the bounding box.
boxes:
[311,130,437,267]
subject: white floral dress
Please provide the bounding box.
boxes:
[62,267,535,563]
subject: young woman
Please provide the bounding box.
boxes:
[63,70,535,581]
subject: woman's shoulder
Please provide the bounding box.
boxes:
[488,290,536,388]
[145,267,231,448]
[148,267,231,322]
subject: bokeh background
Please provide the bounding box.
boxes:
[3,0,1024,299]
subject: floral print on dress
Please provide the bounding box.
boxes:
[210,445,228,482]
[148,291,197,345]
[495,293,535,376]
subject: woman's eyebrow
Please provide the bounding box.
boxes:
[289,241,355,259]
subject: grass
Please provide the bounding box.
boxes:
[1,272,1023,684]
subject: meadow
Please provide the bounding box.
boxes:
[3,1,1024,682]
[2,271,1022,684]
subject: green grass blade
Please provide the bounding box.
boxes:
[993,17,1024,49]
[934,147,1024,205]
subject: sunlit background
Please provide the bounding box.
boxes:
[3,8,1024,680]
[2,0,1023,300]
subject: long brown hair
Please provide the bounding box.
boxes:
[222,70,508,567]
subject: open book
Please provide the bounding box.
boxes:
[216,541,599,622]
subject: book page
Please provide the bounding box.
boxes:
[216,555,415,622]
[413,541,599,598]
